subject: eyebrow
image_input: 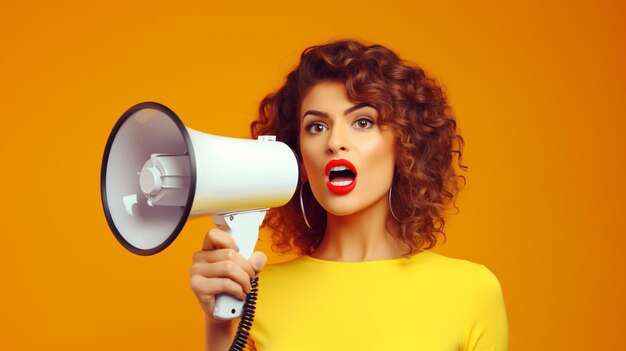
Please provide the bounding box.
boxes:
[302,102,375,120]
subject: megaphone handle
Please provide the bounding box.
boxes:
[211,210,266,320]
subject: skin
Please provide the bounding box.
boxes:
[191,80,406,350]
[299,81,406,262]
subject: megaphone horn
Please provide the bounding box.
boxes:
[101,102,299,318]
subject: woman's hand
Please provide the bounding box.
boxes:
[190,228,267,322]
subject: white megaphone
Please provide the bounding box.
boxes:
[101,101,299,320]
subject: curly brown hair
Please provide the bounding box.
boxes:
[251,39,467,256]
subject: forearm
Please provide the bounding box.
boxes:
[205,316,235,351]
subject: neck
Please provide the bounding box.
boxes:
[311,195,407,262]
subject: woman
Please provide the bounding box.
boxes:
[190,39,509,350]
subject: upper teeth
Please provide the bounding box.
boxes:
[331,166,349,172]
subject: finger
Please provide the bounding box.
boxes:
[190,275,247,300]
[249,251,268,274]
[202,228,238,251]
[190,260,253,293]
[192,249,256,278]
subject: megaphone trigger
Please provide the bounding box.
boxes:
[211,210,267,260]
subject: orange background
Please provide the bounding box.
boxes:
[1,0,624,350]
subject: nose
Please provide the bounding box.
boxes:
[326,124,349,154]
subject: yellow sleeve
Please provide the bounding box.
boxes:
[463,265,509,351]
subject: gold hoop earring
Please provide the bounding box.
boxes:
[389,184,400,222]
[299,181,312,229]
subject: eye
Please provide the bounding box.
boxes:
[353,117,374,129]
[305,122,328,134]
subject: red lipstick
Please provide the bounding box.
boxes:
[325,159,357,195]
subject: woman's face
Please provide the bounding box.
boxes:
[299,81,396,217]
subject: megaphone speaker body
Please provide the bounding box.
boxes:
[101,102,299,319]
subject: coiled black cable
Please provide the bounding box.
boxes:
[229,276,259,351]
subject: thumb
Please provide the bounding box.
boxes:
[249,251,268,274]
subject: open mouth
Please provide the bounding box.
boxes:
[325,159,357,195]
[329,166,356,185]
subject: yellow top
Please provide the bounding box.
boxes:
[246,250,508,350]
